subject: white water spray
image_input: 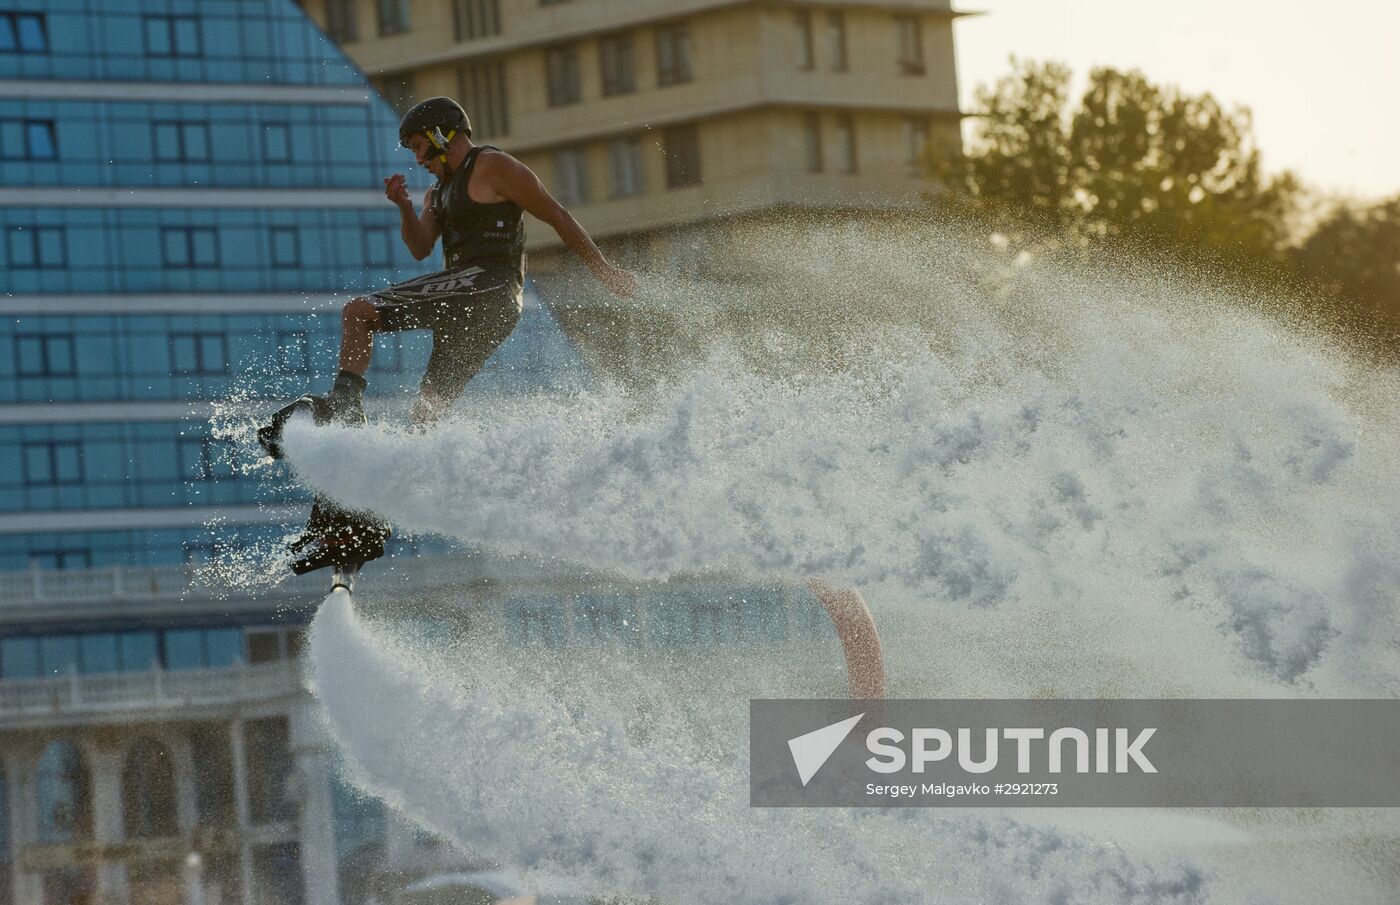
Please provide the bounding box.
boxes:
[282,218,1399,903]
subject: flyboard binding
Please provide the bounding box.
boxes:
[258,395,390,593]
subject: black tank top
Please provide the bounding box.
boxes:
[432,145,526,284]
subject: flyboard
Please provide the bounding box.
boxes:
[257,396,391,594]
[260,402,887,697]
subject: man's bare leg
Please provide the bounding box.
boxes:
[339,297,381,375]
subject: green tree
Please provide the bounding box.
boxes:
[1296,195,1400,334]
[938,59,1298,276]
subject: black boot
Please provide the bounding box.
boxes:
[325,369,367,426]
[257,370,366,460]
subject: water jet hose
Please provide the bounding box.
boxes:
[807,580,887,699]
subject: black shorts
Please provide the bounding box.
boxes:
[370,266,522,403]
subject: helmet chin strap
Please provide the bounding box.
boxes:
[429,127,457,176]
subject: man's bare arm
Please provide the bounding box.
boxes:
[384,175,439,260]
[484,153,636,297]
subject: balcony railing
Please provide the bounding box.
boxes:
[0,563,307,615]
[0,660,304,721]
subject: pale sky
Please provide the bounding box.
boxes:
[952,0,1400,202]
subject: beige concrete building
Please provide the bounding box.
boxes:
[296,0,968,267]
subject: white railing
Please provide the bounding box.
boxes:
[0,660,304,719]
[0,563,306,611]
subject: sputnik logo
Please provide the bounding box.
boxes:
[787,713,865,786]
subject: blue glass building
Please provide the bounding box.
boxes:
[0,4,831,903]
[0,2,589,903]
[0,0,589,571]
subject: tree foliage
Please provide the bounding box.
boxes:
[1295,196,1400,331]
[938,59,1299,276]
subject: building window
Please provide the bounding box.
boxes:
[144,15,201,58]
[553,146,589,205]
[459,60,509,137]
[655,24,693,86]
[834,113,857,173]
[376,0,410,37]
[0,13,49,53]
[598,32,636,97]
[894,15,924,75]
[162,228,219,268]
[827,11,848,72]
[608,135,644,198]
[152,121,210,163]
[0,119,56,159]
[270,227,299,268]
[261,123,291,162]
[545,43,582,107]
[277,330,310,372]
[903,116,931,174]
[364,227,393,266]
[454,0,501,41]
[179,437,234,482]
[15,333,75,377]
[123,739,178,840]
[374,75,416,113]
[170,333,228,376]
[245,718,296,824]
[22,442,83,486]
[8,226,65,269]
[803,112,823,173]
[373,333,405,373]
[663,124,702,189]
[325,0,359,43]
[795,10,814,70]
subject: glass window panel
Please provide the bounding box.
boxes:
[1,638,39,678]
[119,632,159,671]
[262,124,290,162]
[199,335,227,372]
[182,123,209,161]
[152,122,180,161]
[16,336,43,375]
[23,444,52,484]
[171,335,197,372]
[16,14,46,52]
[8,231,35,267]
[39,636,80,677]
[52,443,81,483]
[204,628,243,668]
[26,121,56,158]
[795,10,814,70]
[143,17,171,56]
[163,629,203,670]
[804,112,823,173]
[46,335,73,373]
[209,440,235,478]
[177,438,206,479]
[0,17,15,52]
[162,229,189,266]
[173,18,200,57]
[79,634,119,675]
[246,632,280,664]
[191,229,218,266]
[271,227,298,267]
[0,120,22,158]
[37,228,65,267]
[363,228,390,266]
[277,331,309,372]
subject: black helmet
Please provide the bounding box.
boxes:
[398,96,471,149]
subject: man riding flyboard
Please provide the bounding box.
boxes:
[258,97,636,584]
